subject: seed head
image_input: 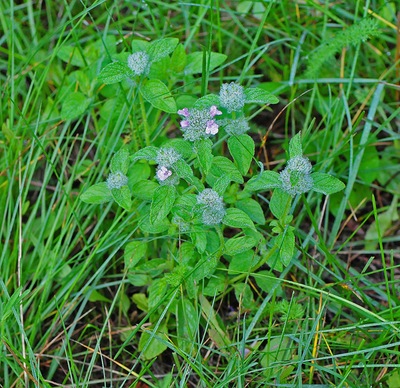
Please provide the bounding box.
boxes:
[107,171,128,190]
[219,82,245,113]
[156,147,181,168]
[127,51,150,76]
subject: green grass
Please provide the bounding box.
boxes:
[1,0,399,387]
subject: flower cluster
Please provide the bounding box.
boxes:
[107,171,128,190]
[219,82,245,113]
[279,156,313,196]
[127,51,151,76]
[196,189,226,225]
[155,147,181,185]
[177,105,222,141]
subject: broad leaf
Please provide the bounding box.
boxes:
[194,94,220,109]
[269,188,292,221]
[111,148,129,174]
[288,132,303,159]
[124,241,147,270]
[236,198,266,225]
[223,208,255,230]
[147,38,179,62]
[111,186,132,210]
[131,146,158,163]
[61,92,90,120]
[211,156,244,184]
[312,172,345,195]
[80,182,112,204]
[227,134,255,175]
[224,236,256,256]
[131,180,158,200]
[185,52,227,74]
[195,138,213,175]
[98,61,133,84]
[140,79,177,113]
[274,227,295,266]
[244,87,279,105]
[245,171,281,192]
[150,185,176,224]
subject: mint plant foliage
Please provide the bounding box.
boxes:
[81,37,345,332]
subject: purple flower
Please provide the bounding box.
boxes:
[156,166,172,181]
[205,120,219,135]
[177,105,222,141]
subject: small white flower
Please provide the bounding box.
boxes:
[156,166,172,181]
[219,82,245,113]
[106,171,128,190]
[127,51,150,76]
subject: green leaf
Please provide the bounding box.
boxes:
[111,186,132,210]
[131,293,148,312]
[80,182,112,204]
[150,185,176,224]
[223,208,255,230]
[194,94,220,109]
[124,241,147,270]
[270,188,292,220]
[234,283,255,309]
[191,230,207,254]
[140,79,177,113]
[61,92,90,120]
[173,159,193,181]
[177,299,198,353]
[236,198,266,225]
[168,139,193,159]
[98,61,133,84]
[138,324,168,360]
[244,87,279,105]
[253,271,281,293]
[191,256,218,281]
[229,250,259,274]
[224,236,256,256]
[311,172,345,195]
[185,52,227,74]
[212,175,231,196]
[139,215,170,234]
[130,146,158,163]
[227,134,255,176]
[56,45,85,67]
[245,171,281,192]
[195,138,213,175]
[211,156,244,184]
[148,278,168,310]
[170,43,187,73]
[111,148,129,174]
[288,132,303,159]
[131,180,158,200]
[275,227,295,266]
[147,38,179,62]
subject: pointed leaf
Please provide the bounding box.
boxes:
[211,156,244,184]
[61,92,90,120]
[111,186,132,210]
[98,61,133,84]
[227,134,255,175]
[131,146,158,163]
[236,198,266,225]
[275,228,295,266]
[111,148,130,174]
[150,185,176,224]
[288,133,303,158]
[185,52,227,74]
[80,182,112,204]
[140,79,177,113]
[312,172,345,195]
[223,208,255,230]
[244,87,279,105]
[224,236,256,256]
[195,138,213,175]
[245,171,281,192]
[147,38,179,62]
[270,188,292,220]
